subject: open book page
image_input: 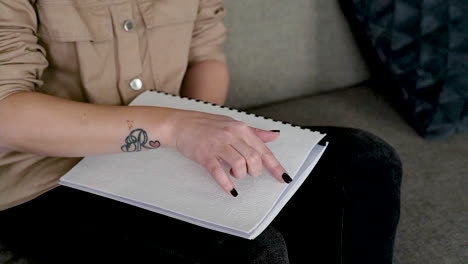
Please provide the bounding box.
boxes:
[60,91,326,239]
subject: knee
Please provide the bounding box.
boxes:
[334,128,403,189]
[320,127,402,188]
[351,129,401,166]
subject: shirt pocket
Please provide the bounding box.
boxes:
[139,0,199,95]
[36,1,120,104]
[139,0,198,28]
[36,2,113,42]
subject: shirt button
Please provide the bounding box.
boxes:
[129,78,143,91]
[123,20,134,32]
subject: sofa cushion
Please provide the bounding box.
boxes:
[249,85,468,264]
[223,0,370,109]
[339,0,468,138]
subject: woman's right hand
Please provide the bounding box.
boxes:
[0,91,290,197]
[169,110,291,196]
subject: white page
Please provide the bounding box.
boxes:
[60,91,325,238]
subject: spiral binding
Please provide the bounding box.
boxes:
[149,89,312,132]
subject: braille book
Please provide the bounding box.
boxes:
[60,91,328,239]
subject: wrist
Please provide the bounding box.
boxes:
[146,106,187,149]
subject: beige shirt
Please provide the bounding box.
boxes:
[0,0,226,210]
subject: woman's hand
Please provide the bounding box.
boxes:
[0,91,289,196]
[170,111,291,196]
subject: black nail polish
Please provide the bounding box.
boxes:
[282,173,293,184]
[230,188,238,197]
[270,130,281,133]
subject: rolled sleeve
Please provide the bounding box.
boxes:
[188,0,227,66]
[0,0,48,101]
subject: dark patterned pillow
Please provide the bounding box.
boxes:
[341,0,468,138]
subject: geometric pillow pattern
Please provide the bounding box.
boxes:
[342,0,468,138]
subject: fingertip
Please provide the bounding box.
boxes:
[266,131,280,142]
[252,128,280,143]
[230,188,238,197]
[209,161,236,196]
[220,176,237,197]
[282,173,293,184]
[262,152,289,184]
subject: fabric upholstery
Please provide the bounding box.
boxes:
[223,0,370,108]
[340,0,468,138]
[249,85,468,264]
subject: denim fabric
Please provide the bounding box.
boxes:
[0,127,402,264]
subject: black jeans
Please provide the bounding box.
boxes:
[0,127,402,264]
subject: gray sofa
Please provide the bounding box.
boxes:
[224,1,468,264]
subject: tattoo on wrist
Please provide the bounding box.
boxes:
[121,128,161,152]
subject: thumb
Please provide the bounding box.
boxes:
[250,127,280,143]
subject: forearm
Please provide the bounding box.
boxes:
[181,60,229,105]
[0,92,181,157]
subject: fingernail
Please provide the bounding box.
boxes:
[230,188,238,197]
[282,173,293,184]
[270,130,280,133]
